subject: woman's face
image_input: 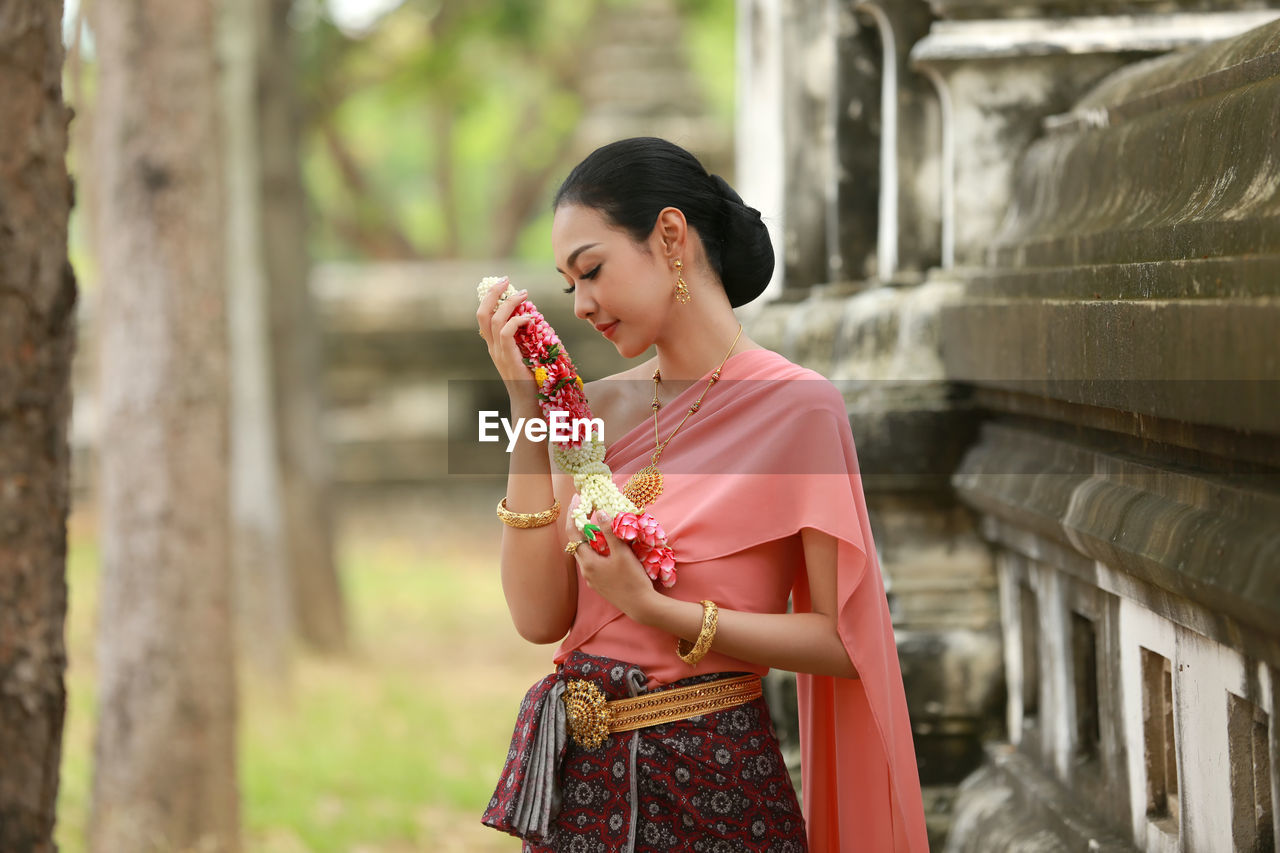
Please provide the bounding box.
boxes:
[551,203,675,359]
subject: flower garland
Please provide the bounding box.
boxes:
[477,276,678,587]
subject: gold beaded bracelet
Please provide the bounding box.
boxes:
[496,497,560,529]
[676,600,719,666]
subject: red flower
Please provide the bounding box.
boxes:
[612,512,642,542]
[636,513,665,549]
[640,544,676,586]
[516,311,560,362]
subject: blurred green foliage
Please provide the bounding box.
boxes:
[295,0,735,264]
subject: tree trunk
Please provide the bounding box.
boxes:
[0,3,75,851]
[260,0,349,654]
[222,0,294,682]
[89,0,240,850]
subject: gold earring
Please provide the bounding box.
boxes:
[674,259,691,304]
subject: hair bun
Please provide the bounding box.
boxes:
[710,174,773,307]
[709,173,743,205]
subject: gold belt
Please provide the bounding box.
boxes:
[563,674,763,750]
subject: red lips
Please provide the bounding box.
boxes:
[595,320,619,338]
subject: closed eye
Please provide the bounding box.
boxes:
[562,263,601,294]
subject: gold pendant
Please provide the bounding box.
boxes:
[622,463,664,508]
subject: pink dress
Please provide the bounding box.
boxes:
[554,348,930,853]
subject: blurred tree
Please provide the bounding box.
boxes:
[89,0,240,849]
[63,0,349,663]
[224,0,295,682]
[294,0,735,263]
[297,0,605,261]
[0,3,76,851]
[261,0,350,653]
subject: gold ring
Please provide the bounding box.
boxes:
[565,540,585,555]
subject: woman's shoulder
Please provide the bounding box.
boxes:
[748,348,828,378]
[732,348,846,415]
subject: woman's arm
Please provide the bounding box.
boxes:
[478,278,577,644]
[496,399,578,644]
[575,517,858,679]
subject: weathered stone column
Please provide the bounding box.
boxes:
[736,0,788,302]
[780,0,838,291]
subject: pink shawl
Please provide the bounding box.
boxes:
[558,348,929,853]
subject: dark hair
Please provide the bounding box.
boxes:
[553,137,774,308]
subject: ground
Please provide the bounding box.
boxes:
[57,483,550,853]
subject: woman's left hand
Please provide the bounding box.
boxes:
[571,511,661,623]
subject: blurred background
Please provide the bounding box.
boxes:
[8,0,1279,851]
[56,1,736,851]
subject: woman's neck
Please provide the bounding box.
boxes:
[652,305,749,383]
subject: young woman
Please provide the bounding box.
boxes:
[477,138,928,853]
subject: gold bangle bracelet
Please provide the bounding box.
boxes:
[676,600,718,666]
[496,497,560,529]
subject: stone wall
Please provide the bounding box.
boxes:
[736,0,1280,849]
[938,17,1280,852]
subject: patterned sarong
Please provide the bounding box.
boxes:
[483,650,807,852]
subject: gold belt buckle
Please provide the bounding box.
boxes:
[563,674,763,750]
[563,680,611,750]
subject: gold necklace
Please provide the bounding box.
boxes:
[621,324,744,508]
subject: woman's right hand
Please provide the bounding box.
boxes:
[477,277,538,409]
